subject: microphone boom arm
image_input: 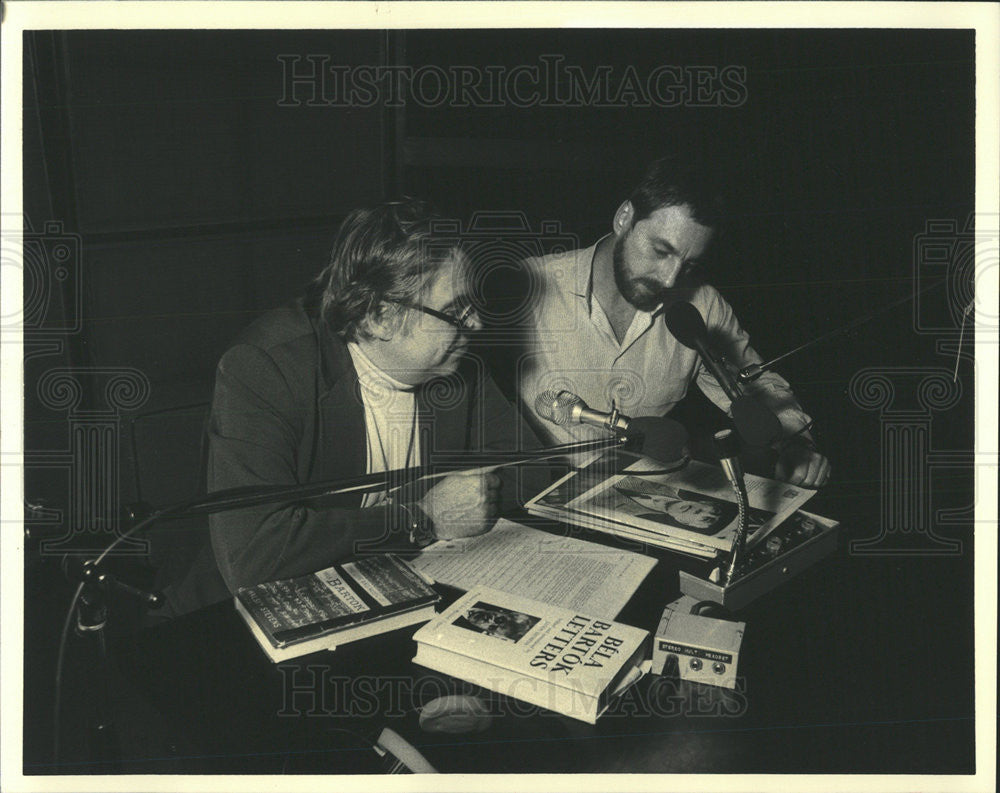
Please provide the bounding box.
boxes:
[737,278,951,384]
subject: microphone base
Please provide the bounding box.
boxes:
[679,511,839,611]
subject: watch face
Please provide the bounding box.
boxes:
[414,525,436,547]
[396,500,434,546]
[412,514,436,547]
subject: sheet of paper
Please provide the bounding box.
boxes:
[410,519,656,619]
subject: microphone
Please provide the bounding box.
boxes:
[664,302,782,447]
[664,302,741,403]
[535,390,629,432]
[534,390,689,464]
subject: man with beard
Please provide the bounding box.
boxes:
[519,158,830,488]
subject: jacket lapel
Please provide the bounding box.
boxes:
[316,376,365,484]
[311,314,366,490]
[417,371,472,468]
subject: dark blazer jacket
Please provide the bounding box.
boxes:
[164,291,540,616]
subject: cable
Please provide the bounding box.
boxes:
[741,275,956,383]
[52,507,169,764]
[52,580,85,764]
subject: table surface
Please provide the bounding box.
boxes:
[110,503,976,775]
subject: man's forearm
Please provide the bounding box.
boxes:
[209,500,409,593]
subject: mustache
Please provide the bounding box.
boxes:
[628,270,702,295]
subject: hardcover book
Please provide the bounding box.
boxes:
[235,554,440,662]
[412,586,650,724]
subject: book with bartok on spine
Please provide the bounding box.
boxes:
[412,586,651,724]
[235,554,440,663]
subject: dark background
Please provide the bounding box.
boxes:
[21,29,976,773]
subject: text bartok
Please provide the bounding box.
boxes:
[529,616,623,673]
[278,55,748,109]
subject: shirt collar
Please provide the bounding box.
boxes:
[569,238,604,301]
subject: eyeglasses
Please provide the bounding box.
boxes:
[387,301,478,332]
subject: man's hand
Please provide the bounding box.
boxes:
[418,470,501,539]
[775,440,831,488]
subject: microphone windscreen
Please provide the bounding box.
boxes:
[664,302,708,349]
[730,395,783,447]
[628,416,689,465]
[713,428,741,459]
[534,390,582,426]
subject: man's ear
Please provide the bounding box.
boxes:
[365,303,400,341]
[613,201,634,236]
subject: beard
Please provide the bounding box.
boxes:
[612,236,663,312]
[612,235,699,312]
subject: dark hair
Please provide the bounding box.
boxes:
[314,198,458,341]
[628,157,725,228]
[616,486,737,534]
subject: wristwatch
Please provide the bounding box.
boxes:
[391,497,436,548]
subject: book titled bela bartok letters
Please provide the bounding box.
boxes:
[413,587,650,724]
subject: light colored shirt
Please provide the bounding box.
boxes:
[347,342,420,508]
[519,239,812,446]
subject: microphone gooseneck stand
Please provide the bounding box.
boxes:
[721,477,751,587]
[52,434,639,768]
[714,429,751,586]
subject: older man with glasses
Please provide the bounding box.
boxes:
[164,199,538,615]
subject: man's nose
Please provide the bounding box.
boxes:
[659,257,684,288]
[465,307,484,332]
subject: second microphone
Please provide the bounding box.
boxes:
[534,390,689,466]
